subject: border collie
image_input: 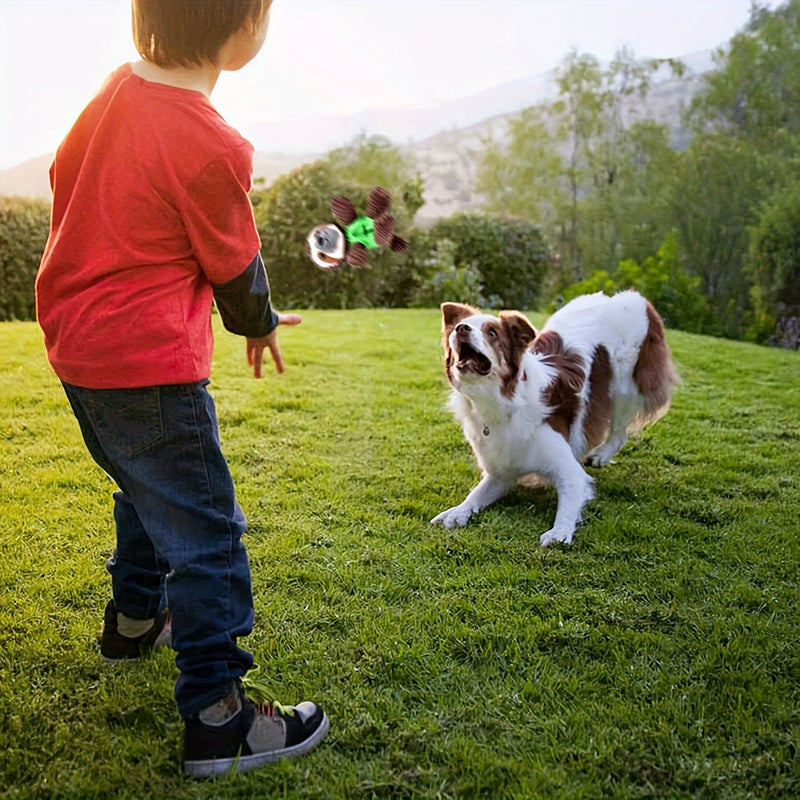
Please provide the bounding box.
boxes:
[432,291,678,546]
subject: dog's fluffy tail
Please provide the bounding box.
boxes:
[632,300,680,426]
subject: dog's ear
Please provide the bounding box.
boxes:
[441,302,480,351]
[496,310,538,397]
[441,302,479,334]
[498,310,537,349]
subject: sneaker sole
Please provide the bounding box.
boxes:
[184,712,330,778]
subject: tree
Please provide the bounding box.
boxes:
[689,0,800,151]
[477,107,566,227]
[748,180,800,318]
[679,0,800,336]
[661,134,768,338]
[327,133,424,219]
[578,118,678,275]
[476,48,681,285]
[554,48,684,280]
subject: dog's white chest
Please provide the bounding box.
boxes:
[465,413,546,477]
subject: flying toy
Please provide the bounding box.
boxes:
[306,186,408,270]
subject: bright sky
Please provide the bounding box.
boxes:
[0,0,781,169]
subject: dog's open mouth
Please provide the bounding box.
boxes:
[456,342,492,375]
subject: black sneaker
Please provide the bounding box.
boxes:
[99,599,171,662]
[183,683,329,778]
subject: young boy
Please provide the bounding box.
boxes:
[35,0,329,779]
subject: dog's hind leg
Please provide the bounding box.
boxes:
[584,391,640,467]
[585,432,627,467]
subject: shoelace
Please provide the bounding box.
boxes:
[240,673,295,718]
[255,699,294,718]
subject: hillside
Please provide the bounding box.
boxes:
[404,63,704,224]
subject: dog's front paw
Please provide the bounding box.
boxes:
[539,528,574,547]
[431,505,472,529]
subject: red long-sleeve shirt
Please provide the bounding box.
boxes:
[36,63,275,389]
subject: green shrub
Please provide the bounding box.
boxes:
[0,197,50,321]
[408,212,552,310]
[252,162,415,309]
[747,180,800,343]
[409,237,483,307]
[560,233,711,332]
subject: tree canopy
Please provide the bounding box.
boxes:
[475,0,800,342]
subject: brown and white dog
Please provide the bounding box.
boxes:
[432,291,678,546]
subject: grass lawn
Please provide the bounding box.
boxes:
[0,308,798,799]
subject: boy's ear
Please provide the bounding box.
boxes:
[244,1,272,33]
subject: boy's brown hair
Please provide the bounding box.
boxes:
[132,0,272,68]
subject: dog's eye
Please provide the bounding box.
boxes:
[487,329,497,338]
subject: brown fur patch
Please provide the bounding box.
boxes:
[497,311,537,398]
[633,301,679,418]
[583,345,613,451]
[532,331,586,439]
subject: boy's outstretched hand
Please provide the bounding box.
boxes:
[246,313,302,378]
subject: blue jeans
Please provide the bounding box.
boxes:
[62,380,254,719]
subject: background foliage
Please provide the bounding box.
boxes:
[2,2,800,346]
[406,213,552,310]
[475,0,800,342]
[560,233,710,333]
[0,197,49,321]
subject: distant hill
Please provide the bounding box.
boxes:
[404,53,708,224]
[0,151,315,202]
[0,49,712,223]
[0,155,54,199]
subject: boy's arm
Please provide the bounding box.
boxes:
[212,253,302,378]
[212,251,279,338]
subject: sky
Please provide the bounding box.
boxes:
[0,0,783,170]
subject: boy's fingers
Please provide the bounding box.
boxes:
[269,340,285,374]
[247,341,264,378]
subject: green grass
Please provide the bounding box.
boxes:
[0,309,798,799]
